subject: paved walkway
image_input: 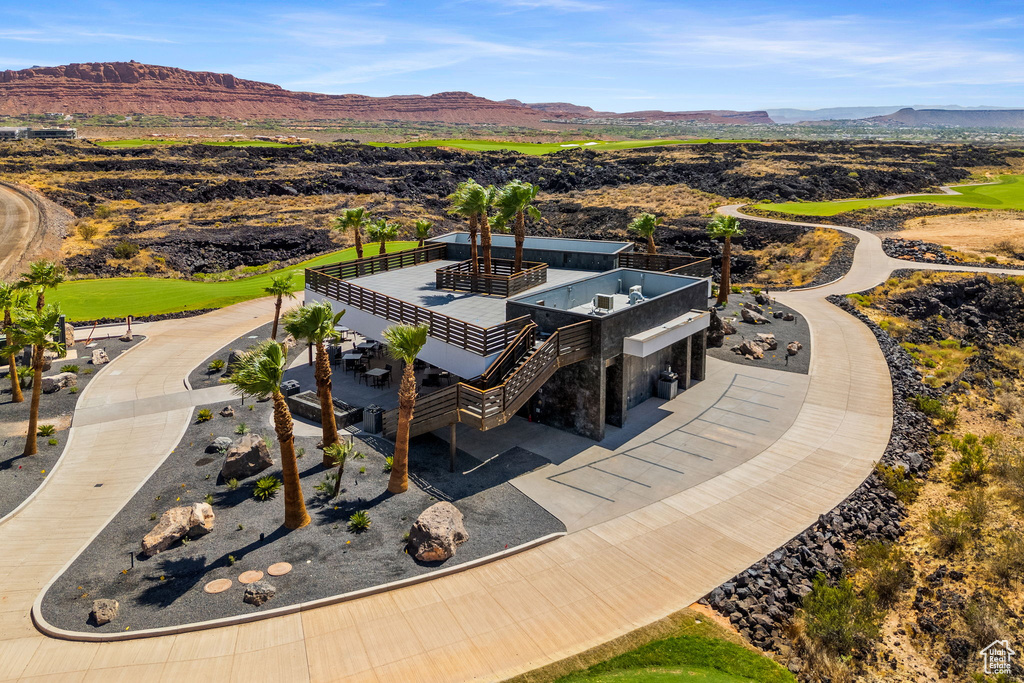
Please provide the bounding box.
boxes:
[0,209,1014,682]
[0,183,41,281]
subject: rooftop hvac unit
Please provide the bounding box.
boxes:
[593,294,615,313]
[628,285,646,305]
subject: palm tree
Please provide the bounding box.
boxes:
[414,220,433,248]
[447,180,482,272]
[707,214,746,306]
[226,341,311,529]
[0,283,30,403]
[335,208,368,260]
[495,180,541,272]
[283,301,345,464]
[366,218,399,257]
[382,323,429,494]
[263,273,296,341]
[325,440,354,498]
[19,305,65,456]
[628,213,663,254]
[18,260,66,311]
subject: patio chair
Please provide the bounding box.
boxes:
[355,364,369,385]
[384,364,394,387]
[438,370,452,386]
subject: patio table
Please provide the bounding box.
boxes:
[365,367,390,388]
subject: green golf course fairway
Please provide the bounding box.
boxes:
[562,665,756,682]
[368,138,759,155]
[52,242,417,321]
[759,175,1024,216]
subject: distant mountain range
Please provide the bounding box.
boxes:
[768,105,1023,124]
[0,62,771,126]
[861,107,1024,128]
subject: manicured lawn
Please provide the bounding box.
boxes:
[759,174,1024,216]
[557,634,795,683]
[368,138,759,155]
[52,241,417,321]
[94,139,298,148]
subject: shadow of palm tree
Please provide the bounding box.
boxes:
[137,555,209,608]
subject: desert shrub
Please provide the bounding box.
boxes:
[226,478,239,491]
[384,455,393,473]
[315,471,337,496]
[994,344,1024,373]
[989,531,1024,586]
[348,510,371,532]
[81,368,93,375]
[850,541,914,609]
[234,422,249,435]
[68,386,77,394]
[196,408,213,423]
[16,366,32,389]
[207,358,225,373]
[203,493,214,505]
[962,600,1004,649]
[927,508,972,555]
[948,433,989,487]
[253,475,281,501]
[112,240,140,259]
[799,574,880,656]
[37,424,56,437]
[60,364,79,373]
[847,293,871,307]
[994,391,1022,420]
[957,486,990,526]
[909,395,958,428]
[47,438,58,446]
[873,463,920,504]
[985,256,998,264]
[93,204,113,219]
[731,285,742,294]
[76,222,98,240]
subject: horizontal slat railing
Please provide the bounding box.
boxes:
[435,258,548,298]
[618,252,713,277]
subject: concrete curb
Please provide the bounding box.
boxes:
[32,529,566,642]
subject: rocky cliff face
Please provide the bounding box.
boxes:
[0,61,772,125]
[865,107,1024,128]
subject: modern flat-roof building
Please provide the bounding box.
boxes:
[0,127,29,141]
[306,233,712,441]
[0,127,77,140]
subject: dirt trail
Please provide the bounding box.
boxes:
[0,181,70,280]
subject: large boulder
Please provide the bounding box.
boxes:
[119,331,133,342]
[707,308,727,348]
[281,335,297,352]
[90,598,118,626]
[755,333,778,351]
[206,436,233,454]
[41,372,76,394]
[91,348,109,365]
[219,405,235,418]
[408,502,469,562]
[141,503,215,556]
[226,349,245,375]
[243,580,276,606]
[220,434,273,480]
[732,340,765,360]
[65,323,76,348]
[787,341,803,356]
[741,308,771,325]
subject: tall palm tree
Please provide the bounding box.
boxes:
[19,305,65,456]
[707,214,745,306]
[414,220,433,248]
[628,213,663,255]
[335,207,368,260]
[263,273,296,341]
[226,341,311,529]
[382,323,429,494]
[494,180,541,272]
[283,301,345,464]
[18,260,66,311]
[0,283,30,403]
[447,180,482,272]
[366,218,399,256]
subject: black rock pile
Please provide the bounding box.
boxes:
[883,238,961,264]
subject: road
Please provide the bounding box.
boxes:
[0,183,41,281]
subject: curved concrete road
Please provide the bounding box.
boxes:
[0,183,40,281]
[0,207,1015,682]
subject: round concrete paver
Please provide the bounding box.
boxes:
[267,562,292,577]
[203,579,232,594]
[238,570,264,584]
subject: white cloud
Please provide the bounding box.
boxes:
[495,0,608,11]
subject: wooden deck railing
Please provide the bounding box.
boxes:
[435,259,547,298]
[383,320,595,439]
[618,252,713,278]
[471,322,538,389]
[306,247,533,356]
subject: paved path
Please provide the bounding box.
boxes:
[0,184,40,281]
[0,208,1014,682]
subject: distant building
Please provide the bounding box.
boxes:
[0,127,30,141]
[0,127,77,141]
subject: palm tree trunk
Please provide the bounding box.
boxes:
[379,238,386,256]
[514,211,526,272]
[24,345,43,456]
[272,391,310,529]
[418,237,425,248]
[354,227,363,260]
[480,212,492,275]
[387,363,416,494]
[716,237,732,305]
[315,341,340,462]
[647,235,656,254]
[271,294,282,340]
[4,311,22,403]
[468,215,479,273]
[36,291,44,312]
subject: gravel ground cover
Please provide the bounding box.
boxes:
[706,293,810,375]
[0,334,144,519]
[187,320,282,390]
[40,397,564,633]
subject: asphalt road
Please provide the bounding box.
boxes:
[0,182,40,280]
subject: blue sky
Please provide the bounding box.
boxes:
[3,0,1024,111]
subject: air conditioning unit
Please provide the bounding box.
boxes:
[628,285,645,305]
[593,294,615,313]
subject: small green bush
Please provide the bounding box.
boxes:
[68,386,77,394]
[226,478,239,491]
[948,433,988,487]
[113,240,140,259]
[909,394,958,428]
[60,364,79,373]
[47,438,58,446]
[207,358,225,373]
[927,508,971,555]
[196,409,213,423]
[799,573,880,656]
[227,555,236,566]
[384,455,393,473]
[93,204,113,219]
[253,475,281,501]
[348,510,371,532]
[37,424,56,437]
[315,472,337,496]
[81,368,93,375]
[234,422,250,435]
[957,486,990,526]
[730,285,742,294]
[989,531,1024,586]
[203,493,214,506]
[873,463,920,504]
[16,366,32,389]
[985,255,998,264]
[851,541,914,608]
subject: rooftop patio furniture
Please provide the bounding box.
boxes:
[365,367,390,389]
